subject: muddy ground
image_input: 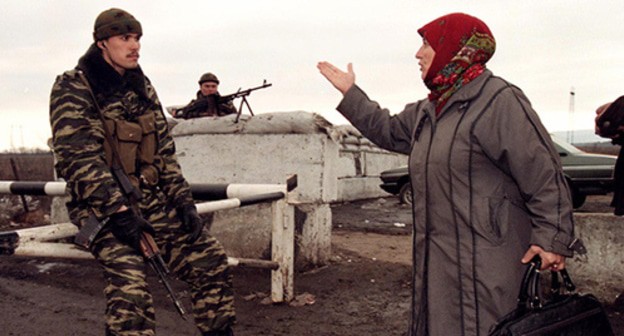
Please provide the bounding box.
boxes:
[0,196,622,335]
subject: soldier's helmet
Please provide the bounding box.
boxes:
[198,72,220,85]
[93,8,142,41]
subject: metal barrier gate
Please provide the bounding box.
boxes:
[0,175,296,303]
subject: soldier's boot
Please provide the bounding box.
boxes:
[203,327,234,336]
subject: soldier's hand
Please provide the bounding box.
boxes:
[109,209,155,251]
[178,204,204,243]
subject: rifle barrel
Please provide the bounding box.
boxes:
[148,258,188,319]
[141,233,187,319]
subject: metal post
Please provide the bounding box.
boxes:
[271,198,295,302]
[9,158,29,212]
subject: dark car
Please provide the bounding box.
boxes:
[379,135,617,209]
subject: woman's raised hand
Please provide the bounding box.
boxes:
[317,61,355,95]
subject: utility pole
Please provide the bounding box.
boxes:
[10,124,15,151]
[568,87,575,144]
[19,125,25,150]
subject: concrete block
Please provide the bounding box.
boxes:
[294,203,332,269]
[175,133,339,203]
[568,213,624,303]
[51,196,69,223]
[337,177,391,202]
[336,151,361,177]
[210,203,272,259]
[206,201,334,269]
[362,151,406,176]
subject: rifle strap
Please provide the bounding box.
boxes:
[77,70,142,207]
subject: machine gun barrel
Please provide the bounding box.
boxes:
[220,79,272,102]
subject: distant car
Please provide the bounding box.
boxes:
[379,166,413,205]
[553,135,617,208]
[379,135,617,209]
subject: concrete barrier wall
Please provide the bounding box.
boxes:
[177,133,336,202]
[173,132,405,268]
[170,112,406,268]
[568,213,624,303]
[336,137,407,201]
[175,134,406,203]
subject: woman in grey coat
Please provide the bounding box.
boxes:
[318,13,580,336]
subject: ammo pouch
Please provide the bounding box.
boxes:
[103,112,161,188]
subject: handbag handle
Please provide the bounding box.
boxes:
[516,256,577,310]
[528,257,542,309]
[515,256,541,311]
[559,268,576,292]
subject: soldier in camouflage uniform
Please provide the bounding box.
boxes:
[173,73,238,119]
[49,8,235,336]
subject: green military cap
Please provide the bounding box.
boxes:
[198,72,220,85]
[93,8,142,41]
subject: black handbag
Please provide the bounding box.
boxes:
[488,256,614,336]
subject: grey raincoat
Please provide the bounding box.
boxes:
[336,70,577,336]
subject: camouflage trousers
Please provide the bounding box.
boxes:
[91,206,235,336]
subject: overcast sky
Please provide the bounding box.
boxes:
[2,0,623,150]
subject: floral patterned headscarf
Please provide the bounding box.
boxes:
[418,13,496,114]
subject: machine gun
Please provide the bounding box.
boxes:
[173,80,272,121]
[220,79,272,103]
[220,80,272,122]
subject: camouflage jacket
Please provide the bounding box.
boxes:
[50,44,194,227]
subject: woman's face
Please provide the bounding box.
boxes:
[416,39,436,80]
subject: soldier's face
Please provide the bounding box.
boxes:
[200,82,219,96]
[98,33,141,75]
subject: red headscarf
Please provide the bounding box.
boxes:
[418,13,496,114]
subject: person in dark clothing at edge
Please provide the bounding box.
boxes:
[595,97,624,215]
[173,72,238,119]
[49,8,235,336]
[318,12,584,336]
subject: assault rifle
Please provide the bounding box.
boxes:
[74,167,188,319]
[75,71,187,319]
[140,231,187,318]
[220,79,272,122]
